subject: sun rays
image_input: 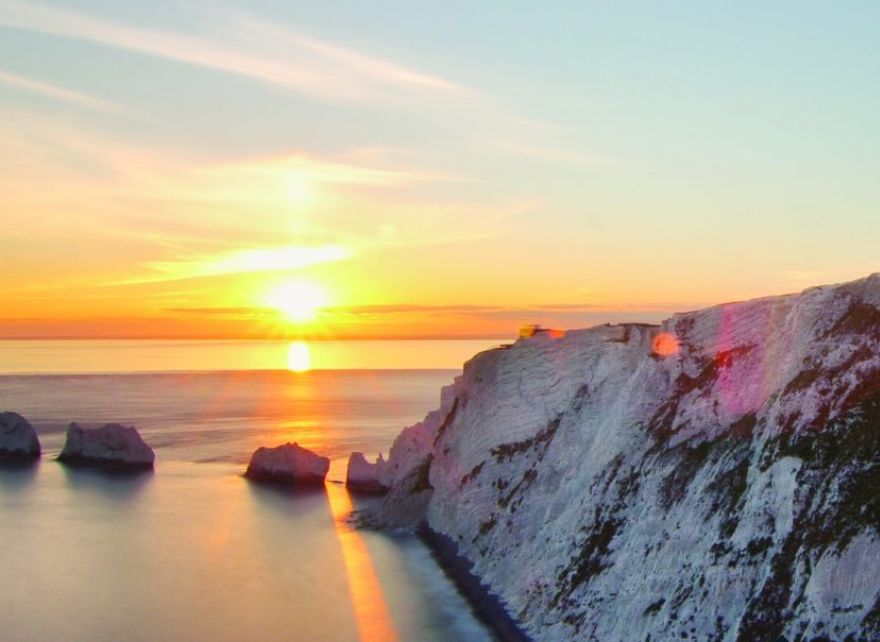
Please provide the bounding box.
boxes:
[264,279,329,323]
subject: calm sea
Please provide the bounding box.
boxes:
[0,339,503,642]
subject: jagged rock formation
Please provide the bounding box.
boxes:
[58,423,154,469]
[0,411,41,461]
[360,273,880,642]
[346,451,389,494]
[245,442,329,485]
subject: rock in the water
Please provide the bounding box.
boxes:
[58,423,154,468]
[346,452,389,494]
[0,411,41,460]
[245,442,329,485]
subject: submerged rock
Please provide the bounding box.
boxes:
[346,452,389,494]
[58,423,154,469]
[245,442,329,485]
[0,411,41,461]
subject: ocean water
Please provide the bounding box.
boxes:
[0,340,502,642]
[0,339,505,374]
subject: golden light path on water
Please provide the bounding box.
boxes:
[326,484,400,642]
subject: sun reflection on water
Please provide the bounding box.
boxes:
[326,485,399,642]
[287,341,311,372]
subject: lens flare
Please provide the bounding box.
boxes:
[652,332,680,356]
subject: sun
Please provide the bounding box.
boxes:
[264,279,327,322]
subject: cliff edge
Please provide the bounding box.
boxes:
[360,273,880,642]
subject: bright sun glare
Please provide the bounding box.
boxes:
[265,279,327,322]
[287,170,311,205]
[287,341,311,372]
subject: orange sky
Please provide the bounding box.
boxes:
[1,132,873,339]
[2,3,878,339]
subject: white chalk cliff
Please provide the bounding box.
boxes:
[361,274,880,641]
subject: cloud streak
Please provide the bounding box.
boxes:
[330,303,501,315]
[125,244,351,285]
[0,2,589,169]
[162,302,675,328]
[0,68,123,113]
[0,1,468,103]
[0,106,534,294]
[165,306,280,317]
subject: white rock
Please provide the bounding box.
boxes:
[365,272,880,641]
[245,442,329,485]
[346,452,389,494]
[0,411,41,460]
[59,423,154,468]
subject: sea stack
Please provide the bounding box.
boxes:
[245,442,329,485]
[58,423,155,469]
[0,412,41,461]
[345,452,389,494]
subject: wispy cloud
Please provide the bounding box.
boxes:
[0,106,534,294]
[326,302,659,319]
[226,12,467,96]
[126,244,351,284]
[165,303,604,318]
[164,301,674,328]
[330,303,501,315]
[0,68,123,113]
[162,304,498,318]
[171,151,456,197]
[0,0,468,103]
[165,306,280,317]
[0,2,597,168]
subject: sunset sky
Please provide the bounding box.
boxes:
[2,1,879,339]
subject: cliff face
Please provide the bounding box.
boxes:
[364,274,880,642]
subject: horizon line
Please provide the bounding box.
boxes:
[0,334,518,341]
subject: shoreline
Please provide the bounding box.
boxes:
[418,524,533,642]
